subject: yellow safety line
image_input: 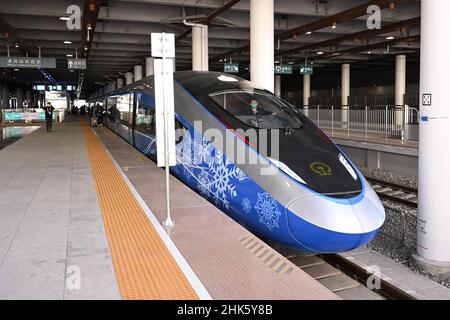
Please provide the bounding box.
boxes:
[81,121,198,300]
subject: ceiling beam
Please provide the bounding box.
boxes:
[275,16,420,58]
[308,35,420,62]
[176,0,241,42]
[211,0,400,62]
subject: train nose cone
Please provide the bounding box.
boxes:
[286,189,385,253]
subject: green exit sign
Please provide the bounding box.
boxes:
[274,65,293,75]
[224,63,239,73]
[300,65,314,75]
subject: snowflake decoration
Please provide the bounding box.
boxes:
[242,198,252,214]
[254,193,281,230]
[176,133,248,210]
[197,171,211,197]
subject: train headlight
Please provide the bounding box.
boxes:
[268,157,307,185]
[339,154,358,181]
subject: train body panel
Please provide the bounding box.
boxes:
[94,71,385,254]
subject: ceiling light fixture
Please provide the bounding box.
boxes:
[305,31,312,35]
[15,42,19,48]
[66,54,73,57]
[13,68,19,71]
[63,41,72,44]
[331,22,337,29]
[59,17,70,21]
[386,36,395,40]
[317,51,324,55]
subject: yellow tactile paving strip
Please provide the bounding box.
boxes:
[81,121,198,300]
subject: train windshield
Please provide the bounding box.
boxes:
[209,89,302,130]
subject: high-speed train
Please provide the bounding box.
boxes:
[90,71,385,254]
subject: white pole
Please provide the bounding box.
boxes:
[250,0,274,93]
[413,0,450,275]
[395,55,406,127]
[303,74,311,117]
[161,33,174,228]
[341,63,350,127]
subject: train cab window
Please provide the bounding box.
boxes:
[135,100,155,136]
[209,89,302,130]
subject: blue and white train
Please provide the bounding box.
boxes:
[90,71,385,254]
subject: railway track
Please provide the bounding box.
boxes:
[365,177,418,208]
[278,249,416,300]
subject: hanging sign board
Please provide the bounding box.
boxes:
[0,57,56,68]
[274,65,293,75]
[68,58,86,70]
[300,65,314,75]
[224,63,239,73]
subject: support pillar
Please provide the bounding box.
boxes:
[26,90,32,108]
[413,0,450,276]
[125,72,134,85]
[134,65,143,82]
[0,84,3,108]
[341,64,350,126]
[2,86,10,109]
[117,78,124,89]
[192,24,209,71]
[17,88,23,109]
[274,75,281,98]
[250,0,274,93]
[303,74,311,117]
[395,55,406,127]
[146,57,155,76]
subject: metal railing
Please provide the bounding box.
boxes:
[300,105,420,141]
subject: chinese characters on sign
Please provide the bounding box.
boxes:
[0,57,56,69]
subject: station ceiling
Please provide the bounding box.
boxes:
[0,0,421,97]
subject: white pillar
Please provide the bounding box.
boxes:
[192,25,209,71]
[413,0,450,275]
[341,64,350,126]
[117,78,124,89]
[395,55,406,126]
[250,0,274,93]
[134,65,143,82]
[303,74,311,117]
[17,88,23,109]
[125,72,134,85]
[274,75,281,98]
[146,57,155,76]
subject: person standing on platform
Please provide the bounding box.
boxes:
[43,102,55,132]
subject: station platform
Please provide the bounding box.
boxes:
[323,130,418,177]
[0,117,337,300]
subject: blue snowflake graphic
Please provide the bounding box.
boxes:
[176,134,248,209]
[254,193,281,230]
[242,198,252,214]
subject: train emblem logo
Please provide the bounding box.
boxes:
[309,162,333,177]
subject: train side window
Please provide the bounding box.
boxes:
[135,100,155,136]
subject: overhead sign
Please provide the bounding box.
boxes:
[300,65,314,75]
[151,33,176,58]
[0,57,56,69]
[224,63,239,73]
[274,65,293,75]
[68,58,86,70]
